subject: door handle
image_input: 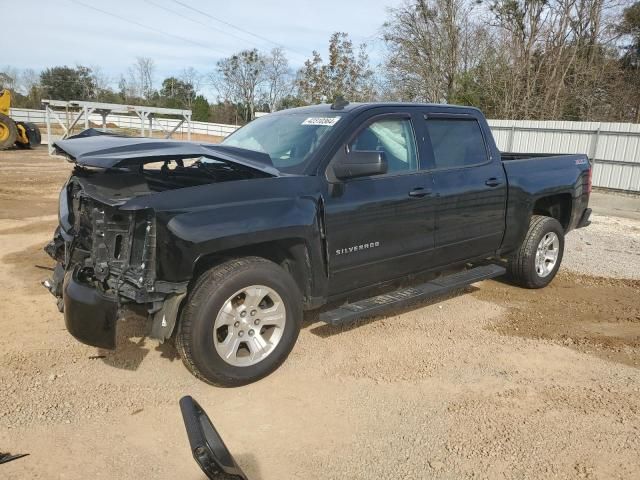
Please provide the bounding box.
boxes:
[408,187,432,198]
[485,178,502,187]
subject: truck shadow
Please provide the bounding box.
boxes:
[99,312,179,371]
[233,453,263,480]
[305,285,478,338]
[96,282,482,368]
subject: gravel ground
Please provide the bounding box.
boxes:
[564,213,640,279]
[1,149,639,480]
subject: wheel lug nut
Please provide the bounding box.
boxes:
[249,329,254,336]
[234,321,240,328]
[250,309,257,316]
[240,311,247,318]
[254,319,260,325]
[238,330,244,337]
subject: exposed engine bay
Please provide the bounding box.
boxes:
[46,157,269,301]
[44,133,281,349]
[144,157,269,191]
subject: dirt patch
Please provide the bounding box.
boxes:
[2,242,54,295]
[0,218,58,235]
[475,272,640,367]
[0,150,71,219]
[151,131,225,143]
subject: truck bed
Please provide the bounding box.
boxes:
[499,151,591,250]
[501,152,579,161]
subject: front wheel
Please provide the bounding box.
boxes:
[176,257,302,387]
[507,215,565,289]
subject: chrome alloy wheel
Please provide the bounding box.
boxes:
[213,285,287,367]
[535,232,560,278]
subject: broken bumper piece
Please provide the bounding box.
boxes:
[63,270,118,350]
[48,264,189,349]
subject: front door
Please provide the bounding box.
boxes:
[323,112,437,295]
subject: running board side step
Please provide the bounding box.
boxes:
[319,264,506,326]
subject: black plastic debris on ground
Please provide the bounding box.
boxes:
[0,452,29,465]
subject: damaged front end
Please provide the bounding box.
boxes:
[44,133,278,350]
[45,178,187,349]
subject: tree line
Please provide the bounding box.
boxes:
[1,0,639,124]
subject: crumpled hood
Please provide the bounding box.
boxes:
[53,134,281,177]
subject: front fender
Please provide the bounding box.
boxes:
[155,195,323,283]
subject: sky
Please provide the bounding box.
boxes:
[4,0,403,98]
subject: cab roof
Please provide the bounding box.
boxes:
[270,102,481,116]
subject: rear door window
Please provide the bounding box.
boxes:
[425,118,488,169]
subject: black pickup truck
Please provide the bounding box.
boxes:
[44,102,592,386]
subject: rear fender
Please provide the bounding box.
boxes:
[501,188,578,256]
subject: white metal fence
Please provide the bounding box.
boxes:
[10,108,239,140]
[10,108,640,192]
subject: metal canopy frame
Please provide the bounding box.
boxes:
[42,99,192,155]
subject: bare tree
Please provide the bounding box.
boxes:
[20,68,40,92]
[118,74,135,101]
[128,57,155,99]
[382,0,475,103]
[486,0,622,119]
[0,66,19,91]
[381,0,636,121]
[616,0,640,121]
[264,48,293,112]
[212,49,267,121]
[91,65,114,96]
[179,67,202,108]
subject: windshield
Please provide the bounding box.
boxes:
[222,113,342,173]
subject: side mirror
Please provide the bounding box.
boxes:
[180,396,248,480]
[333,150,387,180]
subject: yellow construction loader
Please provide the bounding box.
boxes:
[0,89,41,150]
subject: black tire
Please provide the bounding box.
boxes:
[15,122,41,148]
[14,123,28,149]
[0,113,17,150]
[176,257,302,387]
[507,215,565,289]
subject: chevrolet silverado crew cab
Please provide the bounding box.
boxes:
[44,102,592,386]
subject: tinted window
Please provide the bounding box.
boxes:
[349,118,418,175]
[222,113,341,173]
[425,118,487,169]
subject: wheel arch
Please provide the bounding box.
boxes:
[532,193,573,231]
[192,238,320,308]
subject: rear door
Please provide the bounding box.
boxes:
[323,109,437,295]
[422,112,507,265]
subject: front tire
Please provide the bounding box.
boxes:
[176,257,302,387]
[507,215,564,289]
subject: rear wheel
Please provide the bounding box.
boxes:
[176,257,302,387]
[0,113,17,150]
[507,215,564,289]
